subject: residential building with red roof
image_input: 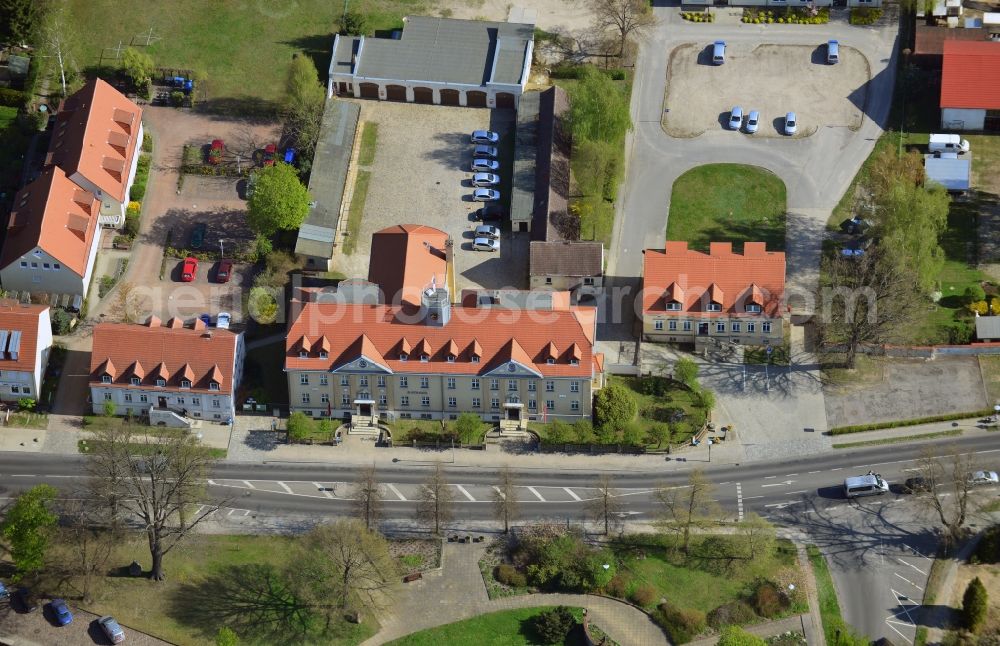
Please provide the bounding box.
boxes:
[285,225,603,427]
[89,317,245,425]
[0,300,52,402]
[0,167,102,297]
[940,41,1000,131]
[642,242,786,349]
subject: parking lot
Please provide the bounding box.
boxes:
[663,42,870,138]
[0,602,169,645]
[336,101,527,292]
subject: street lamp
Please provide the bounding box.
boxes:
[707,438,714,463]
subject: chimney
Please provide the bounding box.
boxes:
[709,242,733,257]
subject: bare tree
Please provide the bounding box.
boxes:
[112,281,138,324]
[492,466,521,534]
[656,469,721,555]
[588,0,657,58]
[85,425,227,580]
[585,474,624,536]
[298,519,398,613]
[415,462,455,536]
[50,501,118,602]
[913,446,980,546]
[36,0,78,97]
[735,512,776,561]
[351,465,383,532]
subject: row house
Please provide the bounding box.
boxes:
[0,300,52,402]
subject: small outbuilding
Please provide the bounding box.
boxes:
[976,316,1000,342]
[923,154,971,193]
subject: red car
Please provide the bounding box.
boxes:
[263,143,277,166]
[216,259,233,283]
[181,257,198,282]
[208,139,224,165]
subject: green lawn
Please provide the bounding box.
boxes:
[612,375,708,447]
[982,356,1000,405]
[807,545,860,645]
[358,122,378,166]
[668,164,786,252]
[66,0,426,107]
[343,170,372,255]
[0,106,16,130]
[386,607,584,646]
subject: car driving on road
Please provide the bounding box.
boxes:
[969,470,999,486]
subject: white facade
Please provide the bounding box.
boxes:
[941,107,986,131]
[0,235,100,298]
[0,308,51,402]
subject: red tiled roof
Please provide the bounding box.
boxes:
[941,41,1000,110]
[368,225,449,307]
[89,319,239,393]
[46,78,143,203]
[1,167,100,276]
[286,301,598,378]
[642,242,786,317]
[0,300,48,374]
[914,25,988,57]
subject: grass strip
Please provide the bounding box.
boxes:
[829,409,994,435]
[832,428,963,449]
[358,122,378,166]
[808,545,846,645]
[343,170,371,255]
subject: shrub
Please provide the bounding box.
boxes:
[947,321,974,345]
[534,606,576,644]
[339,10,368,35]
[708,601,759,629]
[751,580,789,618]
[494,564,527,588]
[973,526,1000,564]
[286,412,314,442]
[593,383,637,432]
[605,572,631,598]
[718,625,767,646]
[17,398,36,411]
[0,88,27,107]
[170,90,185,107]
[654,601,706,644]
[630,584,658,607]
[544,419,572,444]
[50,308,73,336]
[965,285,987,304]
[608,69,626,81]
[454,412,484,444]
[969,300,989,315]
[962,577,988,633]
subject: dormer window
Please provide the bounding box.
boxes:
[707,303,722,312]
[209,382,220,391]
[155,378,166,387]
[745,303,762,313]
[319,351,328,359]
[570,358,579,366]
[101,375,112,384]
[130,377,140,386]
[420,354,429,362]
[299,350,308,358]
[400,352,408,362]
[546,358,555,365]
[471,355,480,364]
[181,380,192,389]
[666,302,682,311]
[447,354,456,363]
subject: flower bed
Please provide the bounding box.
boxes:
[742,8,829,24]
[680,11,715,22]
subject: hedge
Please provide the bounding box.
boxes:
[0,88,27,107]
[829,409,995,435]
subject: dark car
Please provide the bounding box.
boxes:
[13,588,38,613]
[189,222,207,250]
[216,259,234,283]
[476,204,505,221]
[48,598,73,625]
[903,477,930,494]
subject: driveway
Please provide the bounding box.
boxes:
[333,101,527,292]
[91,106,280,324]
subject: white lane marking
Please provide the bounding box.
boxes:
[227,509,236,516]
[279,482,293,494]
[455,484,476,502]
[736,482,744,522]
[242,480,256,489]
[786,473,799,477]
[789,490,808,494]
[207,479,217,486]
[745,495,765,499]
[884,619,913,645]
[761,480,795,488]
[492,485,505,500]
[831,468,842,471]
[387,484,407,501]
[900,543,931,560]
[894,572,924,592]
[764,475,777,479]
[527,486,546,501]
[564,487,582,501]
[903,468,921,472]
[313,482,333,499]
[11,473,75,478]
[895,557,927,576]
[808,471,821,474]
[765,500,805,509]
[193,505,205,515]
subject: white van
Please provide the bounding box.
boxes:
[844,473,889,498]
[827,40,840,64]
[928,133,971,154]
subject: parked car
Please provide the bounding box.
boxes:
[48,598,73,626]
[784,112,797,136]
[263,143,277,166]
[13,588,38,613]
[969,470,999,485]
[216,259,233,283]
[216,312,231,330]
[181,257,198,282]
[473,188,500,202]
[470,130,499,144]
[745,110,760,134]
[473,237,500,252]
[0,581,7,601]
[199,313,212,327]
[208,139,224,165]
[189,222,207,249]
[471,172,500,187]
[827,39,840,64]
[471,158,500,172]
[902,477,930,494]
[475,204,504,221]
[473,144,499,159]
[712,40,726,65]
[728,106,743,130]
[475,225,501,240]
[98,615,126,644]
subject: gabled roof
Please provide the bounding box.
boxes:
[368,224,449,308]
[0,300,48,373]
[642,241,786,317]
[0,167,100,276]
[941,41,1000,110]
[529,241,603,277]
[46,78,143,203]
[89,319,240,394]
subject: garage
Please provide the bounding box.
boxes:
[359,83,379,99]
[385,85,407,102]
[495,92,515,109]
[439,88,460,106]
[413,87,433,104]
[466,91,487,108]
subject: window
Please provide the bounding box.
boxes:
[716,322,725,333]
[300,374,309,385]
[528,381,536,392]
[545,380,554,392]
[342,395,350,407]
[683,321,692,331]
[176,397,185,405]
[319,375,328,386]
[490,398,499,409]
[124,393,132,402]
[546,400,555,411]
[420,354,429,363]
[360,376,368,387]
[490,379,499,391]
[655,320,664,331]
[53,264,60,270]
[570,358,579,365]
[399,376,408,388]
[571,400,580,411]
[400,396,409,407]
[666,302,682,311]
[19,261,26,268]
[546,358,555,365]
[668,321,677,331]
[156,378,166,387]
[104,393,112,401]
[570,381,580,393]
[471,355,480,364]
[731,322,741,332]
[421,396,430,407]
[319,351,328,359]
[508,379,517,391]
[528,399,537,410]
[746,303,762,313]
[102,375,112,384]
[377,375,385,387]
[341,376,349,386]
[298,351,308,358]
[181,379,191,389]
[379,394,387,406]
[30,262,37,268]
[448,397,457,408]
[447,377,456,390]
[471,379,480,390]
[209,382,220,391]
[584,277,595,286]
[420,377,429,389]
[302,393,310,403]
[747,322,756,333]
[321,393,329,403]
[43,263,50,270]
[212,399,221,408]
[10,385,18,394]
[130,377,140,386]
[192,397,201,406]
[447,354,455,363]
[139,394,148,403]
[472,397,481,408]
[545,277,553,285]
[762,322,772,333]
[400,352,408,361]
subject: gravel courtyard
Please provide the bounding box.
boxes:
[663,42,871,138]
